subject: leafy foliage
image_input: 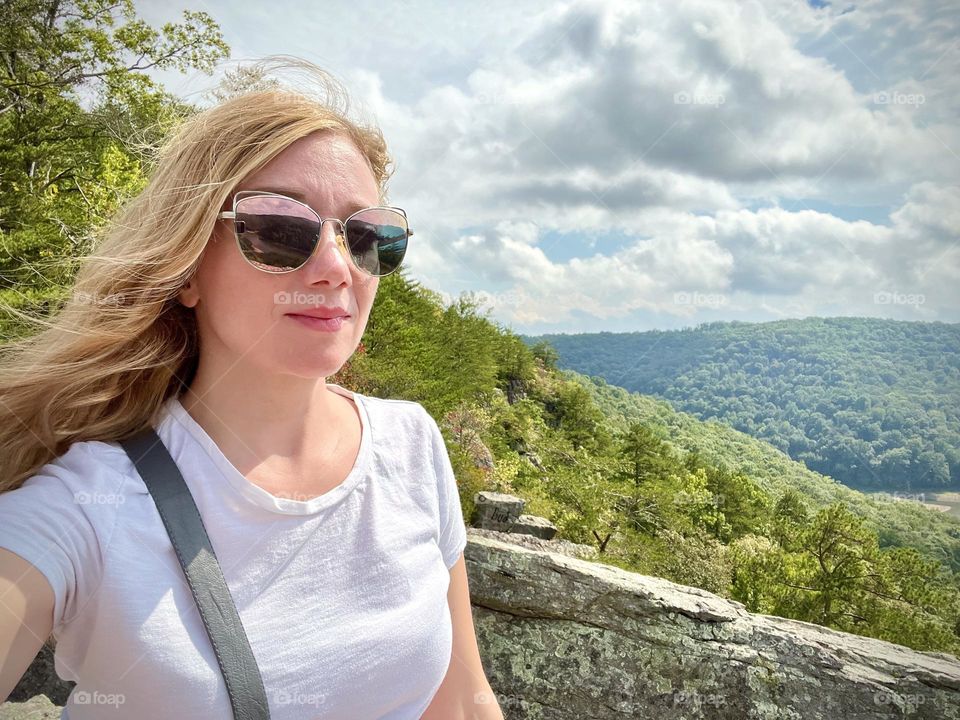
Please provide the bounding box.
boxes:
[0,0,227,332]
[334,275,960,655]
[525,318,960,490]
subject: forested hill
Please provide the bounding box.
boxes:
[337,281,960,655]
[523,317,960,492]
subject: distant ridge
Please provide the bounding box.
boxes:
[524,316,960,492]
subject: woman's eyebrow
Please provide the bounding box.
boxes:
[252,187,373,214]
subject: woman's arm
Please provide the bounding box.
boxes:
[420,552,505,720]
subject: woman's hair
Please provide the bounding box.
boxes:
[0,55,395,492]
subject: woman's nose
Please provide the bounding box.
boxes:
[302,219,353,282]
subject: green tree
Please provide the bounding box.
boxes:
[1,0,228,326]
[787,503,881,626]
[490,332,536,404]
[529,339,558,370]
[771,488,809,551]
[542,379,612,453]
[616,422,673,486]
[703,464,771,541]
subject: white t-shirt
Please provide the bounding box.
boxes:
[0,384,469,719]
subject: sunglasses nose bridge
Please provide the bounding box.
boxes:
[319,217,345,232]
[316,217,351,262]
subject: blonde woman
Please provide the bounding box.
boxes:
[0,58,504,720]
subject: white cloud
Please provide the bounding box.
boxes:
[138,0,960,330]
[432,181,958,328]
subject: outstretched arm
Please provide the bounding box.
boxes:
[421,552,505,720]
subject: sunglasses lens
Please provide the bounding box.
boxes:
[231,195,409,276]
[344,208,409,276]
[234,195,319,272]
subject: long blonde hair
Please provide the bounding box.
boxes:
[0,56,395,491]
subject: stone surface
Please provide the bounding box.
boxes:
[465,532,960,720]
[471,492,558,539]
[5,531,959,719]
[468,527,598,561]
[511,514,557,540]
[472,491,526,530]
[0,695,61,720]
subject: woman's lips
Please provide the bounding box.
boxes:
[286,314,349,332]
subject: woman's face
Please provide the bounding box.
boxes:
[179,131,381,379]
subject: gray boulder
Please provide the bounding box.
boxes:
[466,532,960,719]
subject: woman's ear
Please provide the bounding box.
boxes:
[178,278,200,309]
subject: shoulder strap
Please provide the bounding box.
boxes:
[119,426,271,720]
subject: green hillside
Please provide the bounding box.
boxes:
[524,317,960,491]
[330,277,960,656]
[573,371,960,573]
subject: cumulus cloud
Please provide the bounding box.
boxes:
[436,180,958,330]
[141,0,959,329]
[379,0,959,327]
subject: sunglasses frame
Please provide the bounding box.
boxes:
[216,189,413,277]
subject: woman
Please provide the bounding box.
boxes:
[0,58,504,719]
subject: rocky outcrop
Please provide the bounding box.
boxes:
[0,695,59,720]
[5,530,959,719]
[467,532,960,719]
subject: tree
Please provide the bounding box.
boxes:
[0,0,228,326]
[490,332,536,404]
[789,503,881,627]
[771,488,809,551]
[530,340,559,370]
[541,379,611,453]
[617,421,672,486]
[703,465,771,541]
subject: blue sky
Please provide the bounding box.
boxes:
[137,0,959,335]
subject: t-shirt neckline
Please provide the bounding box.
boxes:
[157,383,371,516]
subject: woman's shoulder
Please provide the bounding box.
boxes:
[16,438,143,500]
[354,391,435,430]
[0,439,144,634]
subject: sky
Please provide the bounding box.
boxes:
[135,0,959,335]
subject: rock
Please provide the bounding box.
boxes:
[473,444,496,471]
[519,450,545,471]
[468,527,597,561]
[472,491,526,529]
[0,695,62,720]
[464,531,960,719]
[512,514,557,540]
[471,492,557,539]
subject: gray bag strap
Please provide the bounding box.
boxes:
[119,426,271,720]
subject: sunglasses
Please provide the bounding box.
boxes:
[216,190,412,277]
